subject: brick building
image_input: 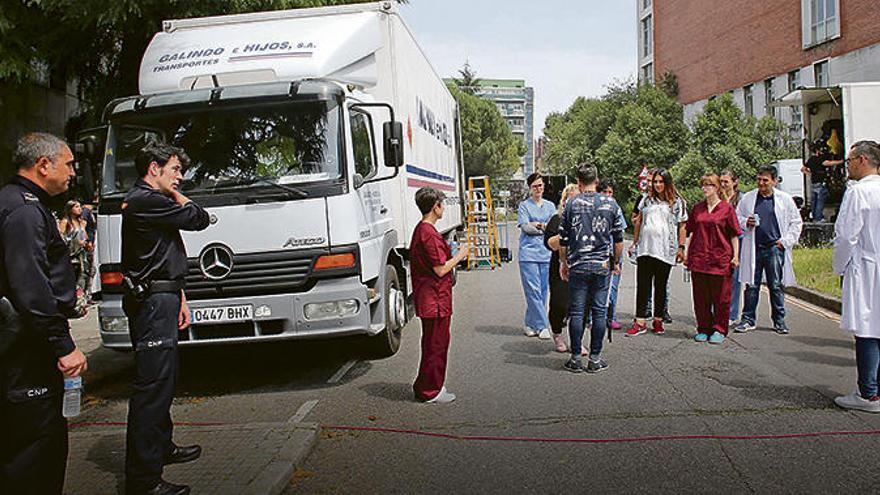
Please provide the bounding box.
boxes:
[639,0,880,129]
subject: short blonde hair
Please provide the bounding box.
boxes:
[558,184,580,214]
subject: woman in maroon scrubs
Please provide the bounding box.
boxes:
[684,174,742,344]
[410,187,469,403]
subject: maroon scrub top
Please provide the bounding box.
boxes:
[410,221,453,318]
[686,200,742,276]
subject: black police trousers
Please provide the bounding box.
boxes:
[0,335,68,494]
[123,292,181,492]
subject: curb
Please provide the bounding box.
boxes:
[243,422,319,495]
[784,285,841,314]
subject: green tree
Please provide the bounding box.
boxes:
[448,83,525,180]
[672,93,798,205]
[451,61,481,96]
[542,80,638,177]
[593,83,689,212]
[0,0,407,127]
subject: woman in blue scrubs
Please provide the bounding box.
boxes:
[518,173,557,339]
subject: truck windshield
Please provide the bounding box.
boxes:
[102,99,341,197]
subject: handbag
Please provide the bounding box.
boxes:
[0,296,23,356]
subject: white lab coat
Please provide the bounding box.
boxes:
[735,188,803,287]
[833,175,880,337]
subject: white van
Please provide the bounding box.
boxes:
[771,158,805,208]
[92,2,464,355]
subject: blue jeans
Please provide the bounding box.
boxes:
[730,265,742,322]
[519,261,550,331]
[568,269,610,359]
[608,271,622,322]
[811,183,828,222]
[741,244,787,328]
[855,337,880,399]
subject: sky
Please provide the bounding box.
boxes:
[399,0,638,137]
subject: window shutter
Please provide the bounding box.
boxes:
[801,0,812,48]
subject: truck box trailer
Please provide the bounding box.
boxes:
[93,1,464,356]
[772,82,880,220]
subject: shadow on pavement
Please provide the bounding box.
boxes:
[85,336,383,401]
[360,382,414,402]
[473,325,519,336]
[85,433,125,494]
[717,379,838,409]
[789,335,855,351]
[778,351,853,368]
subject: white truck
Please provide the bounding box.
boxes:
[90,2,464,356]
[772,82,880,217]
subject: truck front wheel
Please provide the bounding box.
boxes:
[372,265,404,356]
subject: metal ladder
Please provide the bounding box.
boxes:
[465,176,501,270]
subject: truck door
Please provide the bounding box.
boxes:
[349,107,391,274]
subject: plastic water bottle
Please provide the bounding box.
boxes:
[62,376,82,418]
[449,240,459,257]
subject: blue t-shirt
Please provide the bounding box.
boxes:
[518,198,556,263]
[754,193,781,248]
[559,192,625,275]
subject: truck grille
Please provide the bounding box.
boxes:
[183,247,358,300]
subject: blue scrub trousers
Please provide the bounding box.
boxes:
[519,261,550,331]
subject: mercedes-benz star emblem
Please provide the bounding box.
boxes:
[199,244,234,280]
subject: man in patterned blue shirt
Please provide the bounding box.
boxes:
[559,164,625,373]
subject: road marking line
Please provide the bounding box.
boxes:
[327,359,358,384]
[289,399,319,424]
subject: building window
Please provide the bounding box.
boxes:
[641,15,653,58]
[743,85,754,117]
[814,60,829,87]
[788,70,802,131]
[802,0,840,48]
[641,63,654,84]
[764,78,776,118]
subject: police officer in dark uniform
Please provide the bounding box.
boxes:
[122,141,210,495]
[0,132,88,494]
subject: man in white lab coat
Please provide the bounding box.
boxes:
[832,141,880,413]
[733,165,803,334]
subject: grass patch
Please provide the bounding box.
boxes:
[792,248,841,298]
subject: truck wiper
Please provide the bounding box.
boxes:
[248,176,309,198]
[211,176,308,198]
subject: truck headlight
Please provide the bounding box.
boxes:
[101,316,129,333]
[304,300,359,321]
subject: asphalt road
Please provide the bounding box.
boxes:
[76,243,879,494]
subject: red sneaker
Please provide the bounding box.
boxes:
[651,319,666,335]
[625,322,647,337]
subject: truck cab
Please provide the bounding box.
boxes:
[95,3,464,356]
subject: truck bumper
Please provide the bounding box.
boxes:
[98,276,376,349]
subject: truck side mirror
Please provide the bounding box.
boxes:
[383,121,404,168]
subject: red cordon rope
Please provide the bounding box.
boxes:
[320,425,880,444]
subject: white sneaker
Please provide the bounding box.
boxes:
[427,387,456,404]
[538,328,551,340]
[834,390,880,413]
[552,333,568,353]
[523,326,538,337]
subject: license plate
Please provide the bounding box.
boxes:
[190,305,253,324]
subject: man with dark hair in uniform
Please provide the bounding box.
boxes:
[122,141,210,495]
[0,132,88,494]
